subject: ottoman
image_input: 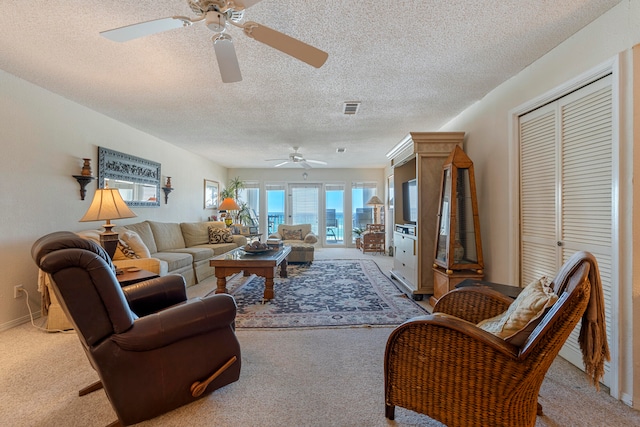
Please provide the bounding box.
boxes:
[286,242,315,264]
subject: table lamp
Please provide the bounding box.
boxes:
[80,185,137,258]
[366,195,384,224]
[218,197,240,226]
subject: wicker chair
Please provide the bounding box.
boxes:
[384,251,606,427]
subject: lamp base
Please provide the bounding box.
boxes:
[100,223,119,259]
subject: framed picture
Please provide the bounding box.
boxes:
[239,226,250,235]
[204,180,219,209]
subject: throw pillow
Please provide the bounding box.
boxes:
[208,226,234,244]
[119,230,151,258]
[116,239,139,259]
[304,233,318,244]
[477,276,558,342]
[282,228,303,241]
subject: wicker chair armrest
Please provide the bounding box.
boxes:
[433,287,513,324]
[391,314,520,359]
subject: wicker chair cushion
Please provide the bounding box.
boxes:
[477,276,558,341]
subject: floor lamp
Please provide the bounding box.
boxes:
[366,195,384,224]
[80,186,137,259]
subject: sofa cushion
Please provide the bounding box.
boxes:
[123,221,158,254]
[208,227,234,244]
[192,243,239,256]
[152,252,193,272]
[180,221,226,247]
[477,276,558,342]
[168,247,214,263]
[148,221,186,252]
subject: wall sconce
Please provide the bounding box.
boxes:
[302,172,308,180]
[72,158,96,200]
[161,176,174,204]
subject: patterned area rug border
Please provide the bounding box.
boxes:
[226,259,427,329]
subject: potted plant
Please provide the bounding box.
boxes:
[353,227,364,249]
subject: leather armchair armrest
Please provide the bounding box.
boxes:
[122,274,187,317]
[112,294,237,351]
[433,287,513,324]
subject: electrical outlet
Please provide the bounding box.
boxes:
[14,284,24,299]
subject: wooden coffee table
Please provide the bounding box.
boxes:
[209,246,291,300]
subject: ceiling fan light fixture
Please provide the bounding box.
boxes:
[205,11,226,32]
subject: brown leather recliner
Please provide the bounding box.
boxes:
[32,231,241,426]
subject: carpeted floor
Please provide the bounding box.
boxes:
[2,249,638,426]
[222,259,427,328]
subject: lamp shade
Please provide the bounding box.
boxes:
[218,197,240,211]
[366,195,384,206]
[80,188,137,222]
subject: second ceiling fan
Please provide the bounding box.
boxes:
[266,147,327,169]
[100,0,329,83]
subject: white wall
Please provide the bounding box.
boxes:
[0,70,227,330]
[440,0,640,408]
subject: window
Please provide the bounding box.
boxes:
[238,181,260,226]
[325,184,344,245]
[352,182,377,242]
[266,183,285,235]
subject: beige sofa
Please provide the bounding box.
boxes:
[269,223,317,264]
[79,220,246,287]
[120,221,246,286]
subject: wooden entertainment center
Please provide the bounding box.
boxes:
[387,132,464,300]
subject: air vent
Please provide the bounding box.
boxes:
[336,148,346,153]
[343,101,361,115]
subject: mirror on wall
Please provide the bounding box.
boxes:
[98,147,161,207]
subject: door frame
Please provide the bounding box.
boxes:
[508,57,620,398]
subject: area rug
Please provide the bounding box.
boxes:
[226,259,428,328]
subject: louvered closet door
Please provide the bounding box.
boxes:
[519,75,613,387]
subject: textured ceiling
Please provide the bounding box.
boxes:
[0,0,620,169]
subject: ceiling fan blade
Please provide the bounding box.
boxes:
[306,159,327,165]
[100,17,191,42]
[300,161,313,170]
[242,22,328,68]
[233,0,264,9]
[274,161,290,167]
[213,36,242,83]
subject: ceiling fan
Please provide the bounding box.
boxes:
[100,0,328,83]
[266,147,327,169]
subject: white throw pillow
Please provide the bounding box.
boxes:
[477,276,558,341]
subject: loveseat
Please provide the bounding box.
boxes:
[80,220,246,287]
[269,223,318,263]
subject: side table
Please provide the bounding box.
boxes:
[117,269,159,287]
[455,278,522,299]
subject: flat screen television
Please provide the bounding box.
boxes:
[402,179,418,224]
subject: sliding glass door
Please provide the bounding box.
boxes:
[325,184,344,245]
[288,183,321,235]
[266,183,285,235]
[352,182,376,243]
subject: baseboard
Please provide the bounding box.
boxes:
[0,313,39,332]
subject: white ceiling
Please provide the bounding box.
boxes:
[0,1,620,169]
